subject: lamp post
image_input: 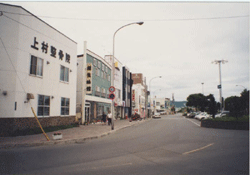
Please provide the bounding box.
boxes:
[212,59,228,112]
[148,76,162,117]
[111,21,144,130]
[201,82,204,95]
[236,85,246,90]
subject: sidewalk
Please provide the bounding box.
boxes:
[0,118,151,149]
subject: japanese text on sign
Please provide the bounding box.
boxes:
[31,37,70,64]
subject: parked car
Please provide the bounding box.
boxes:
[160,111,167,115]
[186,112,196,118]
[153,112,161,119]
[215,111,230,118]
[195,112,211,121]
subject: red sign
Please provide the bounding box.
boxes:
[109,93,115,100]
[109,86,115,92]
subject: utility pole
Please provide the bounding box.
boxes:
[212,59,228,112]
[81,41,87,125]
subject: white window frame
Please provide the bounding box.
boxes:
[93,58,97,66]
[61,97,70,115]
[30,55,43,77]
[37,95,50,116]
[98,60,101,68]
[60,65,69,82]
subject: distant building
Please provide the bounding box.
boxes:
[0,3,77,136]
[104,55,123,119]
[77,49,112,123]
[151,97,171,114]
[123,66,133,118]
[132,73,147,118]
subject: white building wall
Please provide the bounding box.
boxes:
[0,4,77,118]
[132,83,145,115]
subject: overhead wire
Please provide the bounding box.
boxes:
[1,10,249,22]
[2,14,76,48]
[0,36,33,109]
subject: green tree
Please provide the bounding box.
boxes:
[186,93,207,111]
[225,96,241,119]
[240,89,249,115]
[206,94,217,118]
[225,89,249,119]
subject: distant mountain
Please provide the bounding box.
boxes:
[172,101,187,108]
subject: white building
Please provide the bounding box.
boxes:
[0,3,77,136]
[132,73,146,118]
[104,55,123,118]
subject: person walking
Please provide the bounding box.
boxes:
[102,112,107,125]
[107,110,112,126]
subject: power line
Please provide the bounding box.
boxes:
[0,36,33,109]
[1,10,249,22]
[2,14,76,48]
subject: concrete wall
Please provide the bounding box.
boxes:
[0,4,77,135]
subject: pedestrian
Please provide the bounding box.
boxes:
[107,110,112,126]
[102,112,107,125]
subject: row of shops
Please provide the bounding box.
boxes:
[0,3,133,136]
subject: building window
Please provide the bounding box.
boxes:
[38,95,50,116]
[102,64,104,71]
[95,86,100,96]
[104,72,107,79]
[30,55,43,76]
[60,65,69,82]
[61,97,70,115]
[93,58,97,66]
[108,75,111,81]
[101,71,104,78]
[105,66,108,73]
[98,61,101,68]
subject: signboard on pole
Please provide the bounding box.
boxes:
[109,86,115,92]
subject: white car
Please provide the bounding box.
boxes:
[215,111,230,118]
[153,112,161,118]
[195,112,211,121]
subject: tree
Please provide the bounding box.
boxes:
[186,93,208,111]
[240,89,249,116]
[225,96,241,119]
[225,89,249,119]
[206,94,217,118]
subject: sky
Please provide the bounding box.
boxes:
[2,1,249,101]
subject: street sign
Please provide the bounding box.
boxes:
[109,86,115,92]
[109,93,115,100]
[217,85,221,89]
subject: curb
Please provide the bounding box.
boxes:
[0,118,152,149]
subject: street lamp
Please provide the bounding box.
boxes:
[111,21,144,130]
[236,85,246,89]
[201,82,204,95]
[212,59,228,112]
[148,76,162,117]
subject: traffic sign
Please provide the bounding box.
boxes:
[109,86,115,92]
[109,93,115,100]
[217,85,221,89]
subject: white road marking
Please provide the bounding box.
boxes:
[182,143,214,155]
[89,163,132,170]
[186,119,200,127]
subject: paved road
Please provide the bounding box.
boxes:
[1,114,249,175]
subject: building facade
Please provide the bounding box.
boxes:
[123,66,133,119]
[0,3,77,136]
[132,73,146,118]
[77,49,112,123]
[104,55,123,119]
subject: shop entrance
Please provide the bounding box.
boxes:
[85,102,91,123]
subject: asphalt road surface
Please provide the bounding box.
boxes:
[1,113,249,175]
